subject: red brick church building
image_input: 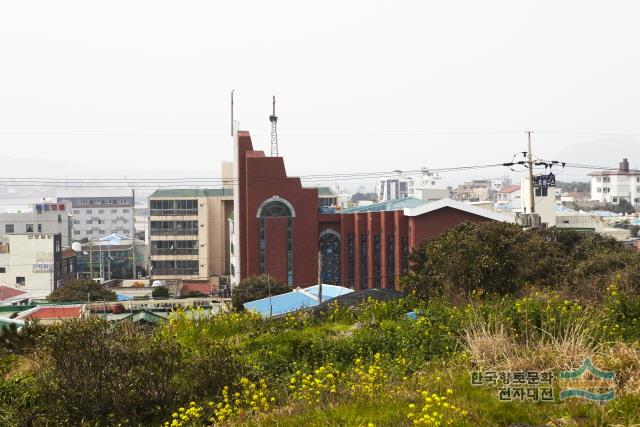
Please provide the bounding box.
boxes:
[232,131,511,290]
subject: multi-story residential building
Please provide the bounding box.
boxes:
[0,233,64,299]
[589,158,640,205]
[148,189,233,289]
[376,168,446,202]
[58,192,135,241]
[0,202,73,246]
[453,179,496,202]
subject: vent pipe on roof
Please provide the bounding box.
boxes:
[620,158,630,172]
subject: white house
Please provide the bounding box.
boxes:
[496,185,521,207]
[589,158,640,205]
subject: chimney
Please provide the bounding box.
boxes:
[620,158,630,173]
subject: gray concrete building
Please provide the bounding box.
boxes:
[58,191,135,241]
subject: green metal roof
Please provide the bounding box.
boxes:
[341,197,427,214]
[149,188,233,198]
[314,187,338,197]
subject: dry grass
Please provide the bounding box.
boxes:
[462,308,603,372]
[596,342,640,395]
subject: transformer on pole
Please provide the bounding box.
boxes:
[270,96,278,157]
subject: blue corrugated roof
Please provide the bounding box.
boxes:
[304,284,354,301]
[243,284,354,317]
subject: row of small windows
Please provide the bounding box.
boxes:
[150,200,198,210]
[72,209,130,215]
[344,233,409,289]
[68,198,132,205]
[596,177,640,183]
[5,224,44,233]
[595,187,640,193]
[74,219,129,225]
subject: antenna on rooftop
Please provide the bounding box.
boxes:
[270,95,278,157]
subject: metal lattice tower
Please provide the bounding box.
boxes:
[270,95,278,157]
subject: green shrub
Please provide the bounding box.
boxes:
[35,319,181,425]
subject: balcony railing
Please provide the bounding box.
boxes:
[150,228,198,236]
[152,268,200,276]
[151,248,199,256]
[150,209,198,216]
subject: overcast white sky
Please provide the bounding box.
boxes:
[1,1,639,188]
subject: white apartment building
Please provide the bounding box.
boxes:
[589,158,640,205]
[376,168,446,202]
[0,202,73,246]
[58,192,135,241]
[0,233,63,299]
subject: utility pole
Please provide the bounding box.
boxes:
[230,90,234,136]
[89,241,93,279]
[267,273,272,318]
[270,96,278,157]
[526,130,535,214]
[131,242,137,280]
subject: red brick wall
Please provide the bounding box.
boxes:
[339,214,355,287]
[408,207,490,250]
[237,132,319,286]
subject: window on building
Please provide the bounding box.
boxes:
[535,187,548,197]
[401,236,409,273]
[347,234,355,287]
[603,187,611,193]
[603,177,610,183]
[387,235,395,288]
[74,230,80,235]
[373,234,381,288]
[26,224,34,233]
[16,277,25,286]
[319,231,341,285]
[360,234,368,289]
[37,224,42,232]
[73,209,80,214]
[122,209,130,213]
[86,209,92,214]
[0,267,5,273]
[5,224,14,233]
[257,199,294,285]
[613,197,618,203]
[597,187,602,193]
[57,214,62,223]
[87,230,93,235]
[111,209,117,213]
[86,220,92,224]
